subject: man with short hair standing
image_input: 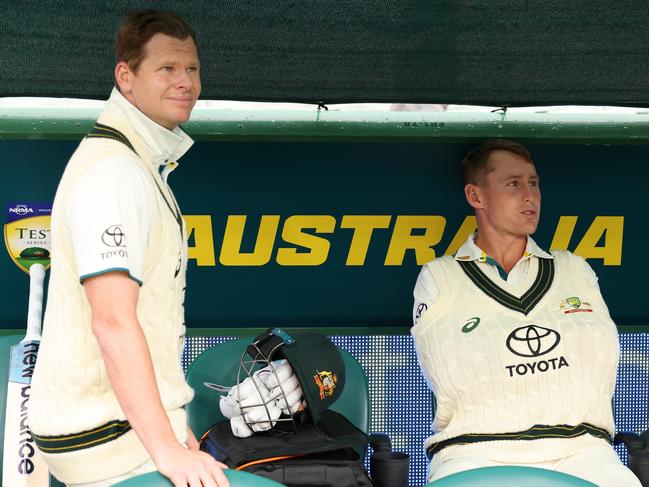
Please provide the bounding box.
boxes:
[30,9,229,487]
[412,139,640,486]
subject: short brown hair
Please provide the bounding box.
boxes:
[115,9,196,75]
[461,139,533,185]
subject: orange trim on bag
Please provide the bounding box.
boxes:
[236,455,304,470]
[199,428,212,443]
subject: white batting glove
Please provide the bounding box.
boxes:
[219,394,240,419]
[269,373,300,397]
[276,388,305,415]
[265,366,304,415]
[221,374,273,418]
[245,403,282,432]
[263,360,293,388]
[230,415,254,438]
[238,381,272,409]
[222,360,305,436]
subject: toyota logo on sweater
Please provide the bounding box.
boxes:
[506,325,561,358]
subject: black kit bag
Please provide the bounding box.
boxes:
[243,452,372,487]
[201,409,372,486]
[199,328,374,486]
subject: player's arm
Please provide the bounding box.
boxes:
[412,263,440,327]
[84,272,229,487]
[577,255,613,316]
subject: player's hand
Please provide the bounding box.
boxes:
[154,444,230,487]
[186,425,200,451]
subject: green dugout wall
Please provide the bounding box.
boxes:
[0,108,646,333]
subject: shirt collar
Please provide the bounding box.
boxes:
[454,233,553,262]
[101,88,194,172]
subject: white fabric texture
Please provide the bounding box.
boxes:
[102,87,193,167]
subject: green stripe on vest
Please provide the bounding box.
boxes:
[32,420,132,453]
[426,422,611,459]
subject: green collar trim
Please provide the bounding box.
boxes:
[86,122,137,154]
[458,258,554,316]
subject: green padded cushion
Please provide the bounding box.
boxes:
[330,351,370,435]
[185,337,369,439]
[427,466,597,486]
[114,469,286,486]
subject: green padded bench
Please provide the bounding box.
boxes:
[114,469,285,486]
[427,466,596,486]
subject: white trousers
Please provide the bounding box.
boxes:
[66,459,157,487]
[428,445,641,487]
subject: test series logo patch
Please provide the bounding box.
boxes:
[4,202,52,273]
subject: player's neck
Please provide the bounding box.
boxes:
[474,230,527,274]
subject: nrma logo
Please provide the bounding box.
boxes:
[8,205,34,216]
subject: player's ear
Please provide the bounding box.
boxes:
[115,62,132,94]
[465,183,483,209]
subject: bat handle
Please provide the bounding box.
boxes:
[25,264,46,341]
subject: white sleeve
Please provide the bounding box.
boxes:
[412,264,440,326]
[582,259,600,290]
[66,156,155,285]
[581,258,612,316]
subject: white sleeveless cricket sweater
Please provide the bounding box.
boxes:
[29,116,193,483]
[412,251,619,464]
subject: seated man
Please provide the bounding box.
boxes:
[411,139,640,486]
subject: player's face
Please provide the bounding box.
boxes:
[475,150,541,238]
[118,33,201,130]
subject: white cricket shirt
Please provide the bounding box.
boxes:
[66,88,192,285]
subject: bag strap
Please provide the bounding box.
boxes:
[236,454,304,471]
